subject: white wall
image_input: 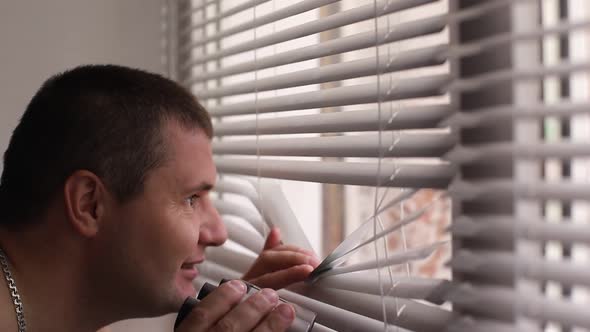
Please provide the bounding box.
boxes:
[0,1,174,331]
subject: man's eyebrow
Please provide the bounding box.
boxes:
[187,182,214,193]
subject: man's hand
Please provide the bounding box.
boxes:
[176,280,295,332]
[242,227,320,289]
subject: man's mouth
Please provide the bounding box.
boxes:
[180,261,201,280]
[181,258,204,270]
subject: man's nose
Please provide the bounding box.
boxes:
[198,202,227,247]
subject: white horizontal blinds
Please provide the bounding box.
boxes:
[214,158,455,188]
[213,105,452,136]
[182,0,445,83]
[449,0,590,331]
[187,0,454,191]
[545,1,590,331]
[212,131,455,157]
[173,0,455,331]
[198,45,449,98]
[448,1,533,331]
[567,1,590,326]
[540,2,575,331]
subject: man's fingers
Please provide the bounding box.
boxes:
[248,264,314,290]
[271,245,317,258]
[243,251,319,282]
[176,280,246,332]
[177,282,290,332]
[263,227,282,250]
[262,228,319,261]
[265,250,320,270]
[212,288,279,332]
[252,304,295,332]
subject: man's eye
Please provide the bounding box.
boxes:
[186,194,200,208]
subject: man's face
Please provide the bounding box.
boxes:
[96,121,226,315]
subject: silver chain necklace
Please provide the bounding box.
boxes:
[0,248,26,332]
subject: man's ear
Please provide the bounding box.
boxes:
[63,170,108,237]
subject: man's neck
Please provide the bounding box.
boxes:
[0,253,17,331]
[0,222,114,332]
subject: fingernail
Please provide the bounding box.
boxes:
[277,304,294,321]
[301,264,314,273]
[228,280,246,294]
[308,256,320,267]
[260,289,278,304]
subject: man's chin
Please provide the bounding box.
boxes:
[157,286,197,316]
[175,278,198,303]
[180,285,197,300]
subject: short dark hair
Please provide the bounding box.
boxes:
[0,64,212,228]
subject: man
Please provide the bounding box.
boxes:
[0,65,319,331]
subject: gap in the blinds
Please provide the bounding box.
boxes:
[343,185,451,280]
[215,174,322,254]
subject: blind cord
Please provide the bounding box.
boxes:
[372,0,389,330]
